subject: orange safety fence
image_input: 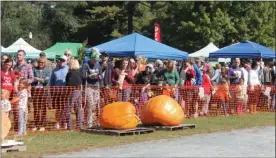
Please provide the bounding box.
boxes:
[5,84,276,133]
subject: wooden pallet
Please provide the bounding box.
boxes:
[81,127,154,136]
[144,124,196,131]
[1,145,27,153]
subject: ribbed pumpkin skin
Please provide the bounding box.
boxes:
[140,95,184,126]
[99,102,139,130]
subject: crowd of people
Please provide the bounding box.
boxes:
[1,48,276,136]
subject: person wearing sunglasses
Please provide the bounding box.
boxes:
[31,57,51,132]
[49,55,69,130]
[135,63,155,111]
[64,50,73,63]
[136,64,155,87]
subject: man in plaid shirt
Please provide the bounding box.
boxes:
[13,50,34,116]
[14,50,34,84]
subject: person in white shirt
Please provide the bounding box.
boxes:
[248,61,261,88]
[248,61,261,114]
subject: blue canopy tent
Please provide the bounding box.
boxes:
[85,33,188,60]
[209,41,275,59]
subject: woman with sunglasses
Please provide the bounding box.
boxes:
[135,64,155,112]
[31,57,51,132]
[136,64,155,88]
[64,50,73,63]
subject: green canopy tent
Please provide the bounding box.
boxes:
[44,42,82,58]
[26,52,56,59]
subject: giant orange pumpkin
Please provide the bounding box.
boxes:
[1,111,11,140]
[140,95,184,126]
[99,102,139,130]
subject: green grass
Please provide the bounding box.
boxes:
[3,112,275,158]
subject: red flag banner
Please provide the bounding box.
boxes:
[154,23,161,42]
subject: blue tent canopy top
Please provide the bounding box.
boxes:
[86,33,188,60]
[209,41,275,59]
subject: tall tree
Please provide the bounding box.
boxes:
[1,1,274,53]
[1,1,51,49]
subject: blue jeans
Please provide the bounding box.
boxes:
[18,108,27,135]
[66,90,83,130]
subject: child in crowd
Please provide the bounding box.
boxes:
[11,78,29,136]
[236,78,246,115]
[261,84,272,110]
[211,81,218,96]
[218,78,231,116]
[1,89,11,117]
[200,69,212,116]
[210,81,220,115]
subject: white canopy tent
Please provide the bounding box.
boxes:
[1,46,6,52]
[3,38,42,58]
[189,42,230,62]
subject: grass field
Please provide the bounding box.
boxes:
[3,112,275,158]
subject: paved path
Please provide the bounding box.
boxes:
[47,126,275,157]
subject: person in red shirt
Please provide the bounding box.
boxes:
[182,59,196,118]
[112,58,134,101]
[184,60,195,86]
[201,69,212,116]
[112,58,135,88]
[1,58,16,94]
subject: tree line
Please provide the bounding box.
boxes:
[1,1,275,53]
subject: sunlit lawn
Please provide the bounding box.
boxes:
[3,112,275,158]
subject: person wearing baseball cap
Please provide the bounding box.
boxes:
[49,54,69,129]
[90,51,100,60]
[59,55,68,62]
[100,51,108,58]
[50,55,68,86]
[81,49,102,128]
[39,52,46,57]
[99,51,113,87]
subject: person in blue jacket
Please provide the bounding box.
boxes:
[193,63,202,85]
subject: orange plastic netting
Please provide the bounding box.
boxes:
[6,84,275,132]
